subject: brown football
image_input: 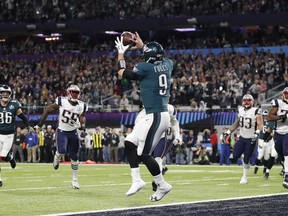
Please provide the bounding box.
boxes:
[121,31,135,46]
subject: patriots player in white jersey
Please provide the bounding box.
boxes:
[35,85,88,189]
[225,94,263,184]
[135,104,181,191]
[267,87,288,188]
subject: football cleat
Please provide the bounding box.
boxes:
[125,179,146,196]
[254,167,258,174]
[240,176,248,184]
[152,181,157,192]
[263,172,269,180]
[150,182,172,202]
[53,155,60,170]
[72,180,80,189]
[162,167,168,175]
[0,179,2,187]
[283,174,288,189]
[10,158,16,169]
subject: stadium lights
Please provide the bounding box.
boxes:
[174,28,196,32]
[105,31,121,35]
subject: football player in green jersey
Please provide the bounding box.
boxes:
[0,85,34,186]
[115,32,173,202]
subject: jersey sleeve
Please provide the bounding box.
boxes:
[270,99,278,107]
[55,97,62,107]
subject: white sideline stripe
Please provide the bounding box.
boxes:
[42,192,288,216]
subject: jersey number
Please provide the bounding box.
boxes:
[0,112,13,124]
[62,110,80,125]
[239,116,252,129]
[159,74,167,95]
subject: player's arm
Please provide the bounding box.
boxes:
[228,117,240,134]
[256,113,263,132]
[16,108,30,129]
[37,103,59,127]
[79,114,86,130]
[267,106,281,121]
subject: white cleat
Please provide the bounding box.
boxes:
[150,182,172,202]
[240,176,247,184]
[125,179,146,196]
[53,155,60,170]
[72,180,80,189]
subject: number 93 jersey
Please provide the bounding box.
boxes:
[238,106,261,139]
[56,97,87,131]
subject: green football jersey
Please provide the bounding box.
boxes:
[0,100,21,134]
[258,119,274,142]
[133,58,173,114]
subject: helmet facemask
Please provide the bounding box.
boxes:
[67,85,81,102]
[0,85,12,102]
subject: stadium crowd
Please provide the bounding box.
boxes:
[1,0,287,24]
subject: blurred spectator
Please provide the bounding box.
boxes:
[210,129,218,163]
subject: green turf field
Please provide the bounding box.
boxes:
[0,162,287,216]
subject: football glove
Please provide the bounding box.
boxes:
[173,139,181,146]
[251,129,260,142]
[115,36,130,54]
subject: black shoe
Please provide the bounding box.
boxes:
[10,158,16,169]
[0,180,2,187]
[152,181,157,192]
[263,172,269,180]
[254,167,258,174]
[162,167,168,175]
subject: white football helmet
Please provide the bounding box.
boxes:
[66,85,81,102]
[0,85,12,102]
[242,94,254,109]
[282,87,288,102]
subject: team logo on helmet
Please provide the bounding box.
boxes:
[242,94,254,109]
[143,42,164,63]
[66,85,81,102]
[0,85,12,102]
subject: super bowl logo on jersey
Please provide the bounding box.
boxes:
[9,104,14,110]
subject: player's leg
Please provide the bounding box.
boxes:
[141,112,172,202]
[254,139,264,174]
[240,138,256,184]
[281,134,288,188]
[124,120,144,196]
[0,134,16,169]
[67,131,80,189]
[54,129,68,170]
[274,133,285,176]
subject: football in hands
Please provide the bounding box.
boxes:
[121,31,135,46]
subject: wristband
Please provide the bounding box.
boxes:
[118,59,126,70]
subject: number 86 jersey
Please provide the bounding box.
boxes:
[56,96,87,131]
[238,106,261,139]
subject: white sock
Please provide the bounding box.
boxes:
[284,156,288,173]
[243,163,250,177]
[155,157,163,172]
[71,160,78,181]
[131,167,141,182]
[154,173,165,187]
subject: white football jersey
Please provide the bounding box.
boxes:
[238,106,261,139]
[270,99,288,135]
[55,97,87,131]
